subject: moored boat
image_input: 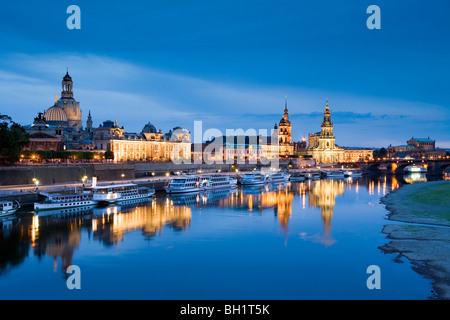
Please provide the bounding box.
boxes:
[325,170,345,179]
[164,175,203,194]
[343,169,363,177]
[305,171,321,180]
[289,171,306,181]
[239,171,266,185]
[86,183,155,205]
[200,174,237,190]
[404,166,427,174]
[0,201,20,217]
[265,170,290,183]
[34,192,95,212]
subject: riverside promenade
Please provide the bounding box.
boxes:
[0,161,276,206]
[0,159,298,206]
[0,171,243,207]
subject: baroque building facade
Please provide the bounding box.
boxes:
[93,120,191,162]
[307,101,345,164]
[25,71,93,150]
[24,71,192,160]
[278,97,294,157]
[387,137,446,160]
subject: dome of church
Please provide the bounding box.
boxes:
[44,106,68,123]
[142,122,157,133]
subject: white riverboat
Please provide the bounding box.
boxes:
[265,170,290,183]
[405,166,427,174]
[0,201,20,217]
[289,171,306,181]
[86,183,155,205]
[239,171,267,186]
[343,169,363,177]
[34,192,95,212]
[305,171,321,180]
[164,175,203,194]
[200,174,237,190]
[325,170,346,179]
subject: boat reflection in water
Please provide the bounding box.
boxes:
[1,173,442,299]
[0,176,399,276]
[403,173,427,184]
[10,197,191,274]
[91,198,191,246]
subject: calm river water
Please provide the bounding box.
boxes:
[0,174,441,299]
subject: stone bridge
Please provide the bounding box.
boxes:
[352,159,450,175]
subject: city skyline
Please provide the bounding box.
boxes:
[0,1,449,148]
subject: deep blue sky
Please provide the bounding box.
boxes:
[0,0,449,147]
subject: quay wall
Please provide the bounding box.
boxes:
[0,161,293,186]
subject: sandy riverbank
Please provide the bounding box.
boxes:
[379,180,450,300]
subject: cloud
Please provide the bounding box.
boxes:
[0,53,449,148]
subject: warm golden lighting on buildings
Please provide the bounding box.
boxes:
[91,200,191,246]
[308,179,345,245]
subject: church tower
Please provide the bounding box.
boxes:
[319,100,335,148]
[307,100,344,164]
[59,70,82,130]
[86,110,93,133]
[61,69,74,98]
[278,97,294,157]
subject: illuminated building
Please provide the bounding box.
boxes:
[92,200,191,246]
[24,71,94,150]
[93,120,191,162]
[308,179,345,245]
[343,147,374,162]
[307,101,345,164]
[278,97,294,157]
[387,137,446,159]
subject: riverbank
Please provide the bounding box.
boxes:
[380,180,450,300]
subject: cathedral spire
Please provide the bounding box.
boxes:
[322,100,332,126]
[61,70,73,98]
[87,110,93,133]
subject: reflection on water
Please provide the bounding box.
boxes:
[0,198,192,276]
[404,173,427,184]
[0,173,445,299]
[308,179,345,245]
[0,175,402,277]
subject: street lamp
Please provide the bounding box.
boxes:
[82,175,87,188]
[33,178,39,192]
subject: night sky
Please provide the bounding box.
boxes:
[1,0,449,148]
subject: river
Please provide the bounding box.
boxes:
[0,173,443,299]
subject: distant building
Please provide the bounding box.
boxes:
[387,137,446,159]
[23,113,65,151]
[204,135,262,163]
[278,97,294,157]
[407,137,435,151]
[343,147,374,162]
[93,120,191,162]
[198,132,280,164]
[25,71,92,150]
[307,101,345,164]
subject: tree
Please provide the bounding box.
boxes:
[373,147,387,159]
[0,114,29,164]
[105,150,114,161]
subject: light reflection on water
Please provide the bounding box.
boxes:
[0,174,441,299]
